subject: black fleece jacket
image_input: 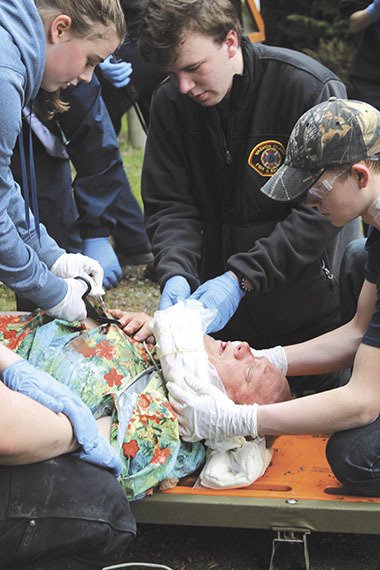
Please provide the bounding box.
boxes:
[142,38,347,347]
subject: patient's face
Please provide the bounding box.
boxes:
[203,336,290,405]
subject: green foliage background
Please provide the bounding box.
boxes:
[262,0,356,88]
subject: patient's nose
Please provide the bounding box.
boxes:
[234,342,251,360]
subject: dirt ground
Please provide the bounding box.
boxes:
[105,264,160,316]
[106,266,380,570]
[116,524,380,569]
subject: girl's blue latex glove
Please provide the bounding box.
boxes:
[98,55,133,88]
[2,360,99,453]
[159,275,191,310]
[189,271,244,333]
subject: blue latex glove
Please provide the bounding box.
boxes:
[189,271,245,334]
[98,55,133,88]
[368,0,380,21]
[82,237,122,290]
[159,276,191,310]
[2,360,99,453]
[73,436,122,478]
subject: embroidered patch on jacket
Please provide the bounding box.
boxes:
[248,140,286,177]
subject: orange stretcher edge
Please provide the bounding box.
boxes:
[131,435,380,535]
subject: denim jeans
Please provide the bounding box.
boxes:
[0,456,136,569]
[327,414,380,496]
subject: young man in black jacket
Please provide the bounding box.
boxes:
[137,0,358,392]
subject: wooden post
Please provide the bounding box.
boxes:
[127,107,146,149]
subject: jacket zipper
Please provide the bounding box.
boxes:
[321,258,336,291]
[212,106,232,166]
[321,258,334,280]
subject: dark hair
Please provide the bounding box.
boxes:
[139,0,241,69]
[365,156,380,173]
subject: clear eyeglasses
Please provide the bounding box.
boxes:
[307,156,380,207]
[306,168,348,207]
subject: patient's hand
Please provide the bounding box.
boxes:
[109,310,155,344]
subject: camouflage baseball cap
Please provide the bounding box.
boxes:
[261,97,380,202]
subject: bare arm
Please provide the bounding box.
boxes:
[285,280,376,375]
[257,281,379,436]
[0,342,78,465]
[258,343,380,435]
[0,382,77,465]
[349,6,378,32]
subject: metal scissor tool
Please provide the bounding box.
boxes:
[75,276,121,325]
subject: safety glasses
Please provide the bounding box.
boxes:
[307,156,380,208]
[306,168,348,207]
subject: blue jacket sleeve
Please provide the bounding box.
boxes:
[0,66,66,309]
[57,76,127,239]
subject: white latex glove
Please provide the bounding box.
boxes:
[168,377,258,441]
[45,278,88,321]
[250,345,288,375]
[50,253,104,296]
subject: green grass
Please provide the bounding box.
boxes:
[0,285,16,311]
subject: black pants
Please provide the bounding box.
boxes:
[0,456,136,570]
[327,414,380,497]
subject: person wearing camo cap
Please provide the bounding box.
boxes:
[169,97,380,497]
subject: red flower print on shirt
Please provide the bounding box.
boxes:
[104,368,123,388]
[139,394,151,409]
[94,340,115,359]
[151,447,171,465]
[123,439,139,458]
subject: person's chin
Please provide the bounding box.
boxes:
[193,91,220,107]
[41,86,57,93]
[40,80,62,93]
[329,217,346,228]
